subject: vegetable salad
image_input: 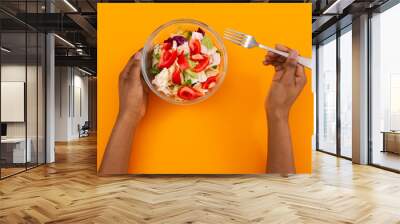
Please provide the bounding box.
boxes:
[150,27,221,101]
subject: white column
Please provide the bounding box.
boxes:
[352,14,369,164]
[46,32,55,163]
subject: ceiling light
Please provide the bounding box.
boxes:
[54,34,75,48]
[63,0,78,12]
[1,47,11,53]
[76,48,86,55]
[77,67,93,76]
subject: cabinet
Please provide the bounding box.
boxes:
[382,132,400,154]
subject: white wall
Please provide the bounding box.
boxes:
[1,82,25,122]
[55,67,70,141]
[1,65,26,140]
[1,65,38,138]
[54,67,89,141]
[72,73,89,138]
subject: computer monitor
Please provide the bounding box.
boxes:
[1,123,7,137]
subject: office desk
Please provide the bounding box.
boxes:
[1,138,31,163]
[381,131,400,154]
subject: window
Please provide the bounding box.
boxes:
[339,27,352,158]
[317,36,337,154]
[316,26,353,159]
[370,2,400,171]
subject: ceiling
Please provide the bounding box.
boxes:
[0,0,97,74]
[312,0,390,43]
[1,0,394,74]
[0,0,96,14]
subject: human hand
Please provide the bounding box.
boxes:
[263,44,307,120]
[99,51,148,175]
[118,51,148,124]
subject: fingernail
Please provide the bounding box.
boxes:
[134,51,142,60]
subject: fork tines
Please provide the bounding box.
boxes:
[223,28,246,46]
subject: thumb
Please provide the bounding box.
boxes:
[129,51,142,81]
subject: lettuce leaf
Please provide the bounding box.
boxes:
[202,36,213,49]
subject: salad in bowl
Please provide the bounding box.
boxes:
[142,19,227,105]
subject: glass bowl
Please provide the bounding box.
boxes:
[141,19,228,105]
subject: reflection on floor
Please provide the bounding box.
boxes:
[0,135,400,223]
[373,150,400,171]
[0,163,42,178]
[0,167,25,178]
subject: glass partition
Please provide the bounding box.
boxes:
[339,27,352,158]
[26,0,42,169]
[1,30,28,177]
[317,35,337,154]
[27,31,38,169]
[0,1,46,179]
[370,3,400,171]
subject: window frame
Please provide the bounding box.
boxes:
[315,24,353,161]
[367,0,400,173]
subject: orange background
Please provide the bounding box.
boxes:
[97,3,313,173]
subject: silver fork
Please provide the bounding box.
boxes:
[224,28,312,69]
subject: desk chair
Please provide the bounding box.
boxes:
[78,121,90,138]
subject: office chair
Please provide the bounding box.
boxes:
[79,121,90,138]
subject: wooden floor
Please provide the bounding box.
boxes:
[1,167,26,178]
[1,135,400,224]
[1,163,45,178]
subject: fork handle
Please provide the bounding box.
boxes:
[259,44,312,69]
